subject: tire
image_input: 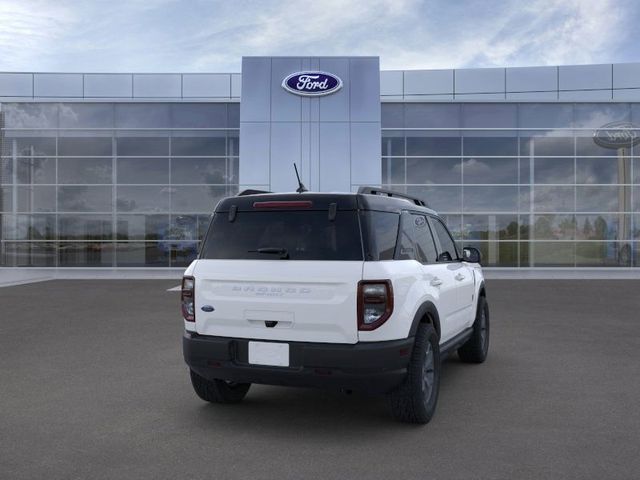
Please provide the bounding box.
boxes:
[189,369,251,404]
[387,323,440,424]
[458,296,489,364]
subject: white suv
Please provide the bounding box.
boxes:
[181,187,489,424]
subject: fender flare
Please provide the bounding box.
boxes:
[408,301,442,339]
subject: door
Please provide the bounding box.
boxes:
[397,212,458,342]
[428,217,475,334]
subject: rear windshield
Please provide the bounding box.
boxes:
[201,210,363,261]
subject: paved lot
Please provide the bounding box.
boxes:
[1,279,639,480]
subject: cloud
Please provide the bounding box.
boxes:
[0,0,636,72]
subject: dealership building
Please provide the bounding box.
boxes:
[1,56,639,271]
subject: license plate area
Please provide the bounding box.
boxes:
[248,341,290,367]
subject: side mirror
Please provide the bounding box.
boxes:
[462,247,482,264]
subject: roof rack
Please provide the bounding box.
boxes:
[357,186,428,207]
[237,189,272,196]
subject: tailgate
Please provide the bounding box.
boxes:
[193,259,363,344]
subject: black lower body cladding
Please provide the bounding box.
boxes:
[183,332,414,394]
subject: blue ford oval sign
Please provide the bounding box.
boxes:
[282,71,343,97]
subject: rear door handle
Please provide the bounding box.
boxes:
[430,277,443,287]
[455,273,465,281]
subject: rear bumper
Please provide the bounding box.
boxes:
[183,331,414,394]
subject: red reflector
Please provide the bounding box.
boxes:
[253,201,313,209]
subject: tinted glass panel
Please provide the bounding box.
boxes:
[116,214,170,240]
[1,242,56,267]
[463,214,518,240]
[519,136,574,156]
[382,158,405,184]
[14,137,56,156]
[58,158,112,184]
[575,214,629,241]
[463,186,518,212]
[381,135,404,156]
[115,242,170,267]
[116,158,169,184]
[201,211,363,261]
[381,104,404,128]
[3,104,58,128]
[531,242,575,266]
[363,211,399,261]
[534,158,574,184]
[171,104,228,128]
[406,158,461,184]
[58,137,112,156]
[518,104,573,128]
[58,243,114,267]
[463,158,518,184]
[17,157,56,184]
[1,214,55,240]
[576,242,631,267]
[533,186,574,212]
[463,137,518,156]
[116,186,170,212]
[171,158,228,184]
[115,104,171,128]
[171,137,226,156]
[533,215,575,240]
[406,186,461,212]
[59,215,112,240]
[58,186,112,212]
[405,104,460,128]
[117,137,168,156]
[463,241,518,267]
[59,104,114,128]
[576,157,628,184]
[462,104,517,128]
[429,217,458,260]
[576,186,623,212]
[17,186,56,212]
[406,136,460,156]
[171,186,227,212]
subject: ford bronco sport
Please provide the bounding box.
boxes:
[182,187,489,424]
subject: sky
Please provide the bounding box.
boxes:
[0,0,638,73]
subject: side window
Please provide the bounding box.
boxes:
[364,211,400,261]
[396,213,438,264]
[429,217,459,262]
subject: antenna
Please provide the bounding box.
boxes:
[293,163,308,193]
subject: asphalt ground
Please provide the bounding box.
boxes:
[1,279,639,479]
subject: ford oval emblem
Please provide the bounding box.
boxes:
[282,71,343,97]
[593,121,640,149]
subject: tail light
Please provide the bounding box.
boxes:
[181,276,195,322]
[357,280,393,331]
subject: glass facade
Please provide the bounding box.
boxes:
[1,100,639,268]
[0,102,239,267]
[382,103,640,267]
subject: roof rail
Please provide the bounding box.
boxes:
[357,186,428,207]
[237,189,271,196]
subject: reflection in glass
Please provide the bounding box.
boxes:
[58,158,112,184]
[381,134,404,156]
[463,241,518,267]
[533,214,575,240]
[405,186,462,212]
[116,214,170,240]
[406,158,461,184]
[171,104,228,128]
[463,137,517,156]
[1,214,55,240]
[576,186,623,212]
[58,186,112,212]
[59,214,112,240]
[381,104,403,128]
[2,104,58,128]
[17,157,56,184]
[576,242,631,267]
[59,103,114,128]
[573,103,630,128]
[117,137,168,156]
[463,158,517,184]
[575,214,630,241]
[463,186,518,212]
[58,243,114,266]
[116,186,170,212]
[517,104,573,129]
[117,158,169,184]
[534,158,574,184]
[17,186,56,212]
[463,215,518,240]
[462,104,517,128]
[115,104,171,128]
[171,136,226,156]
[171,186,228,213]
[406,136,460,156]
[170,158,228,184]
[1,242,56,266]
[115,242,169,267]
[404,104,460,128]
[14,137,56,156]
[532,242,575,266]
[58,137,112,156]
[533,186,574,212]
[576,157,630,184]
[381,158,405,184]
[519,136,574,156]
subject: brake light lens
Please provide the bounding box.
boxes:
[357,280,393,330]
[181,276,195,322]
[253,200,313,209]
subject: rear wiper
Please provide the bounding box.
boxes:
[248,247,290,259]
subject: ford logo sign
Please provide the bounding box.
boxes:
[593,121,640,149]
[282,71,342,97]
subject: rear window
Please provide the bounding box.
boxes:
[201,210,363,261]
